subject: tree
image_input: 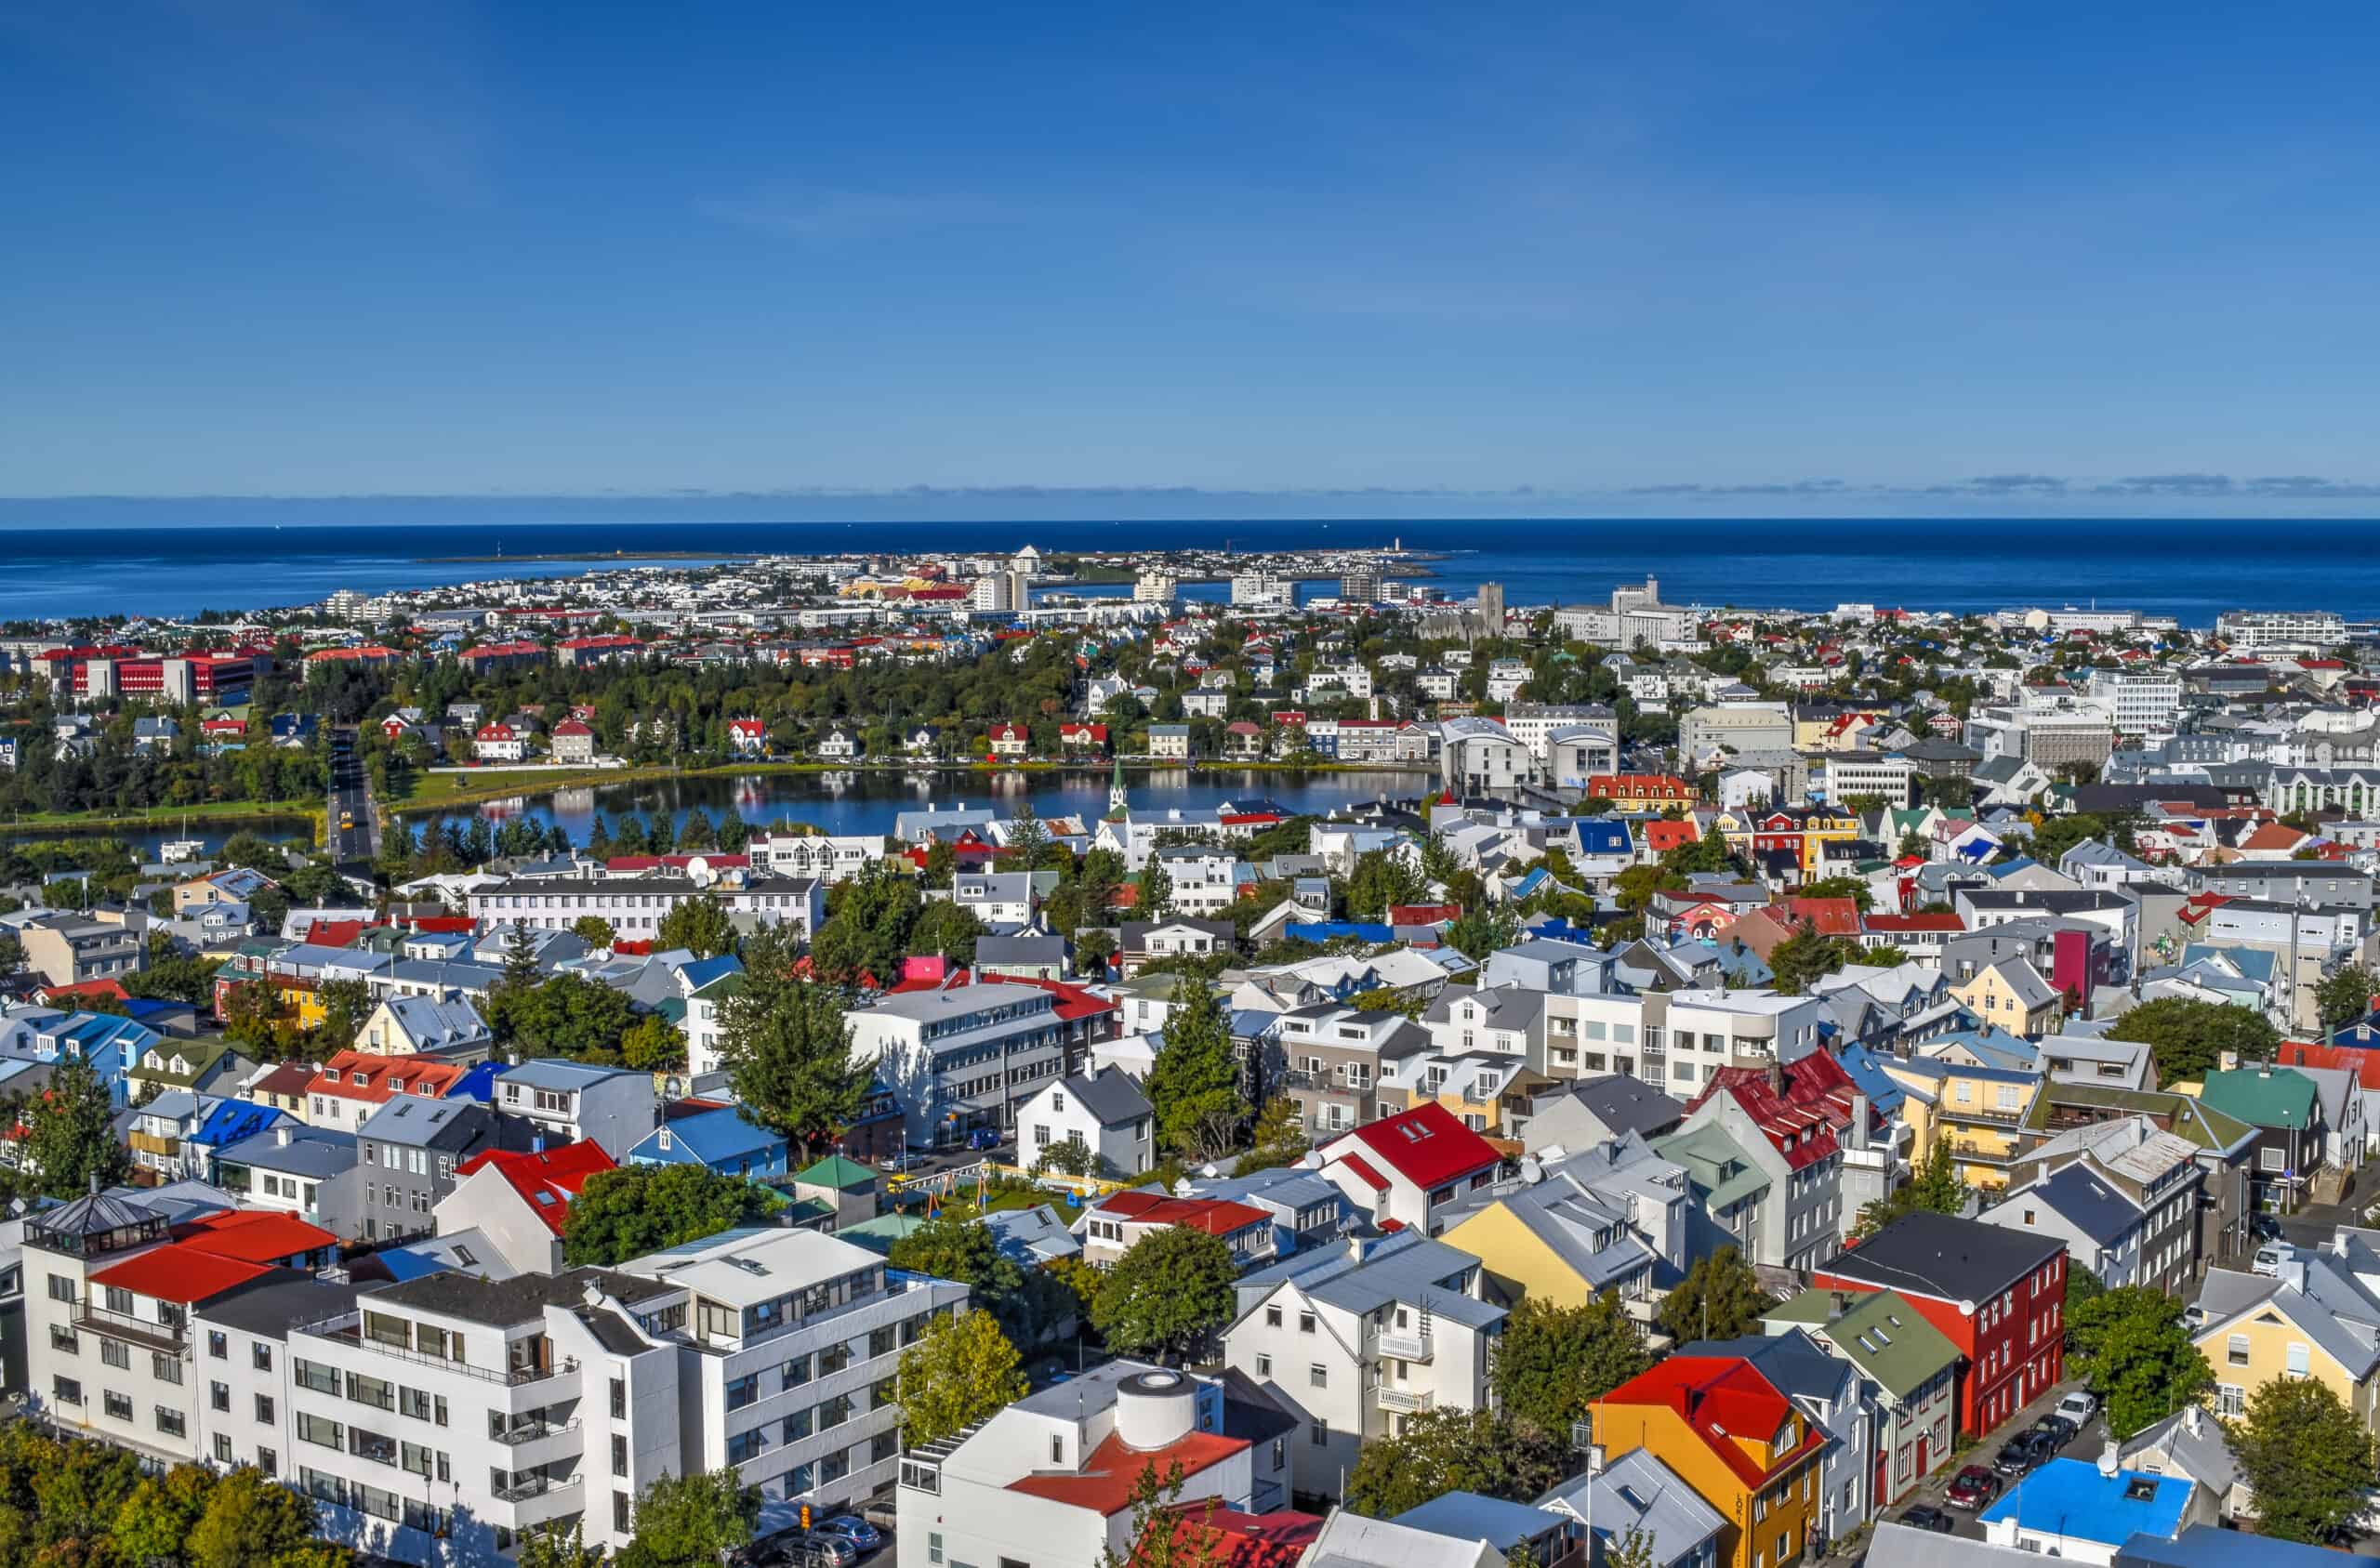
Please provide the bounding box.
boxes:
[185,1465,325,1568]
[1445,903,1520,960]
[2067,1285,2215,1440]
[1344,848,1426,922]
[656,894,737,959]
[1035,1135,1098,1177]
[1095,1460,1215,1568]
[616,1466,758,1568]
[516,1520,605,1568]
[311,977,374,1051]
[1606,1525,1657,1568]
[2317,962,2377,1033]
[2228,1376,2380,1544]
[1231,1097,1309,1177]
[1006,805,1052,871]
[1492,1293,1653,1437]
[572,916,616,949]
[1855,1133,1967,1236]
[562,1163,786,1267]
[619,1011,688,1072]
[1767,921,1857,995]
[1143,977,1247,1162]
[0,931,22,974]
[23,1059,132,1198]
[810,860,922,986]
[1657,1246,1774,1344]
[1091,1225,1238,1363]
[2066,1262,2106,1314]
[492,971,641,1062]
[1134,857,1175,920]
[909,900,986,966]
[1344,1408,1571,1518]
[719,925,866,1154]
[2106,997,2280,1083]
[894,1309,1026,1448]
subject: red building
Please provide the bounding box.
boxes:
[62,649,262,701]
[1810,1211,2066,1435]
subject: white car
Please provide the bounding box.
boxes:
[2056,1390,2098,1426]
[2253,1244,2294,1278]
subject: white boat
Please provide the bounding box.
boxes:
[160,838,206,864]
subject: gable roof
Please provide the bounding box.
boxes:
[456,1140,617,1234]
[1818,1211,2065,1303]
[1597,1355,1830,1488]
[1765,1287,1961,1398]
[1327,1102,1502,1191]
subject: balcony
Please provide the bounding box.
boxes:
[77,1305,187,1357]
[297,1311,578,1389]
[1377,1330,1434,1363]
[1376,1386,1434,1414]
[492,1419,584,1468]
[488,1475,584,1529]
[129,1132,181,1159]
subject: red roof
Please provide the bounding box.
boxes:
[1331,1102,1501,1191]
[475,723,516,740]
[1688,1052,1865,1169]
[1093,1192,1270,1237]
[178,1209,338,1264]
[1778,897,1862,938]
[1147,1507,1322,1568]
[1009,1429,1249,1516]
[456,1141,616,1234]
[38,978,129,1005]
[1863,911,1966,934]
[1641,820,1700,853]
[307,1050,472,1105]
[1388,903,1462,926]
[1335,1153,1388,1191]
[553,718,594,736]
[90,1246,274,1305]
[1598,1355,1827,1487]
[2280,1040,2380,1092]
[1589,772,1696,798]
[304,919,367,948]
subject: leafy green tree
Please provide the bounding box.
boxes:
[656,894,737,959]
[1231,1096,1309,1177]
[2228,1376,2380,1544]
[1134,857,1175,920]
[25,1059,132,1198]
[572,916,616,949]
[1344,1408,1571,1518]
[1345,848,1427,922]
[1606,1525,1658,1568]
[811,860,922,985]
[1767,921,1858,995]
[2067,1261,2106,1312]
[0,931,25,974]
[619,1011,688,1071]
[311,977,375,1051]
[2106,997,2280,1083]
[1445,903,1519,959]
[2316,963,2377,1033]
[1034,1135,1099,1177]
[562,1163,786,1266]
[909,900,986,966]
[1144,976,1247,1162]
[1491,1293,1652,1436]
[2067,1285,2215,1439]
[895,1309,1027,1448]
[1855,1133,1967,1235]
[1091,1225,1238,1364]
[1656,1247,1774,1344]
[1005,805,1052,871]
[492,971,641,1062]
[617,1466,759,1568]
[719,925,866,1154]
[114,1464,214,1567]
[516,1519,605,1568]
[186,1465,326,1568]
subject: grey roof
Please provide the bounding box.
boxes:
[1868,1522,2044,1568]
[1536,1447,1726,1568]
[2120,1408,2241,1496]
[357,1095,493,1150]
[356,1263,677,1326]
[981,1205,1082,1266]
[1553,1074,1687,1140]
[2197,1256,2380,1377]
[975,933,1064,966]
[217,1124,356,1179]
[1059,1066,1154,1128]
[199,1276,363,1339]
[2028,1162,2144,1241]
[1673,1328,1855,1407]
[501,1058,644,1089]
[1240,1231,1503,1330]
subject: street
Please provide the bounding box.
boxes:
[326,726,378,869]
[1835,1378,2109,1562]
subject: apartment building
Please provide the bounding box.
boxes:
[2086,669,2185,734]
[1981,1126,2202,1296]
[613,1227,967,1528]
[1658,991,1831,1093]
[356,1097,522,1244]
[2215,609,2346,650]
[18,913,144,989]
[745,832,890,886]
[1819,752,1917,808]
[1276,1003,1433,1137]
[1222,1230,1505,1503]
[846,983,1071,1148]
[465,873,825,942]
[192,1273,363,1478]
[284,1267,688,1564]
[1673,1073,1848,1272]
[1438,718,1532,797]
[1501,702,1619,763]
[491,1060,657,1161]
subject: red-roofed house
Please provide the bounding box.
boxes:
[472,722,524,763]
[900,1362,1274,1568]
[1313,1102,1503,1234]
[1776,897,1862,938]
[989,722,1031,759]
[1592,1356,1830,1568]
[549,717,597,764]
[300,1050,476,1128]
[1058,722,1110,753]
[435,1141,615,1273]
[727,717,768,758]
[1587,773,1698,811]
[1640,818,1701,856]
[1078,1191,1275,1268]
[1676,1052,1887,1271]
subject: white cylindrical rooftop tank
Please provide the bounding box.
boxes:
[1114,1369,1197,1451]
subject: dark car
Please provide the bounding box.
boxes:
[1900,1505,1956,1534]
[2033,1413,2079,1448]
[1946,1466,2001,1510]
[813,1516,881,1553]
[1993,1430,2054,1477]
[966,1127,1004,1152]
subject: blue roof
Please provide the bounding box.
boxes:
[446,1061,502,1104]
[1509,866,1553,901]
[120,997,189,1024]
[1395,1491,1567,1550]
[630,1105,786,1166]
[374,1246,456,1282]
[1835,1043,1909,1115]
[1574,820,1633,855]
[1977,1459,2193,1547]
[2120,1524,2380,1568]
[190,1099,287,1149]
[679,955,743,991]
[1283,921,1394,943]
[1987,856,2042,879]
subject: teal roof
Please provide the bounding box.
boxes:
[2199,1066,2320,1129]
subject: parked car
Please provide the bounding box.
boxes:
[813,1517,881,1554]
[2033,1413,2079,1448]
[2252,1214,2284,1242]
[2056,1390,2099,1426]
[966,1127,1004,1152]
[784,1536,857,1568]
[2254,1245,2293,1277]
[1946,1467,2001,1511]
[1900,1505,1956,1534]
[878,1149,926,1173]
[1993,1430,2055,1477]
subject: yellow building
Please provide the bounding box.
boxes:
[1438,1164,1668,1337]
[1948,957,2063,1039]
[2195,1268,2380,1433]
[1881,1058,2043,1191]
[1711,805,1861,875]
[1592,1355,1830,1568]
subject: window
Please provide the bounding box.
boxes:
[1255,1353,1273,1377]
[214,1434,233,1464]
[257,1394,276,1425]
[207,1330,228,1359]
[2218,1384,2245,1416]
[101,1339,129,1370]
[2287,1342,2311,1379]
[784,1408,813,1443]
[1298,1311,1316,1334]
[258,1448,276,1478]
[614,1435,629,1477]
[1309,1364,1328,1388]
[726,1374,760,1411]
[154,1353,182,1386]
[782,1353,813,1388]
[1265,1306,1283,1329]
[46,1275,75,1304]
[252,1342,272,1375]
[869,1324,896,1359]
[211,1381,231,1412]
[2262,1147,2287,1172]
[156,1408,186,1439]
[103,1391,134,1421]
[1309,1421,1328,1445]
[612,1377,628,1420]
[615,1493,632,1535]
[2228,1335,2251,1367]
[727,1430,764,1465]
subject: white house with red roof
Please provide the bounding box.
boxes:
[431,1140,615,1273]
[300,1048,477,1128]
[988,721,1031,758]
[721,715,766,757]
[1057,721,1109,753]
[1309,1102,1505,1236]
[896,1362,1283,1568]
[471,721,524,762]
[549,716,597,764]
[1075,1189,1275,1269]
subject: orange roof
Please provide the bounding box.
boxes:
[1778,897,1862,938]
[178,1209,338,1264]
[1641,820,1700,852]
[1599,1354,1828,1488]
[307,1050,471,1105]
[90,1246,275,1304]
[1010,1428,1249,1516]
[456,1141,616,1234]
[38,978,129,1004]
[1093,1192,1270,1236]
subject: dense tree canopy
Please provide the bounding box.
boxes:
[562,1162,786,1267]
[2105,997,2280,1083]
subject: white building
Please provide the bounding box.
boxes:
[1016,1068,1156,1177]
[2215,609,2346,651]
[1221,1230,1504,1502]
[491,1061,657,1162]
[845,984,1071,1148]
[746,832,889,886]
[2085,669,2185,734]
[1230,573,1291,610]
[466,873,826,943]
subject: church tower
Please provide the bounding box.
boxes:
[1107,755,1129,819]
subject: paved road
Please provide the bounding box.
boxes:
[325,726,378,869]
[1831,1379,2107,1561]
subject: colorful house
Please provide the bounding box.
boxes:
[1589,1354,1831,1568]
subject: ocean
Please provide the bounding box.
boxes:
[0,517,2371,625]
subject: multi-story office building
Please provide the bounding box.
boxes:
[1132,568,1177,604]
[845,983,1071,1147]
[465,874,824,943]
[2085,668,2185,734]
[2215,609,2347,650]
[1229,572,1290,610]
[1336,564,1382,604]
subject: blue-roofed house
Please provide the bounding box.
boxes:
[1283,920,1395,945]
[0,1008,158,1105]
[627,1104,788,1181]
[186,1095,292,1184]
[1979,1456,2194,1563]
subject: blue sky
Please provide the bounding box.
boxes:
[7,0,2380,516]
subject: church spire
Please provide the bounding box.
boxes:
[1107,755,1129,820]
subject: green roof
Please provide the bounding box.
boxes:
[1767,1288,1961,1399]
[1651,1122,1771,1210]
[796,1154,878,1192]
[2025,1083,2254,1150]
[834,1213,927,1256]
[2198,1067,2320,1130]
